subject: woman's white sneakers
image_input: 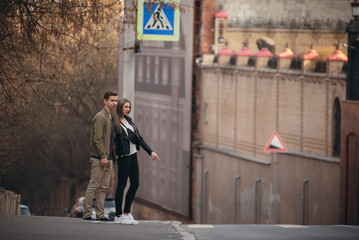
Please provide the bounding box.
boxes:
[126,213,139,224]
[114,213,139,225]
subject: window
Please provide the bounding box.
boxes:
[332,98,341,157]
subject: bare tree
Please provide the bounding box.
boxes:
[0,0,122,214]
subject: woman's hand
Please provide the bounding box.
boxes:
[151,152,160,161]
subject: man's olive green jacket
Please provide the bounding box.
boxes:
[90,107,112,159]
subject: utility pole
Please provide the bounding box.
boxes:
[118,0,136,117]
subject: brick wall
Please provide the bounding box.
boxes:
[200,0,216,54]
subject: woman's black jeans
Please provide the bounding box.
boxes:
[115,153,139,215]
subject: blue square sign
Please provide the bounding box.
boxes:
[143,3,174,36]
[137,0,180,41]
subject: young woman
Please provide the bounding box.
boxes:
[114,98,160,224]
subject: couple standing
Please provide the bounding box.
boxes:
[82,91,160,224]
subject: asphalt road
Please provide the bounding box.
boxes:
[1,215,359,240]
[185,224,359,240]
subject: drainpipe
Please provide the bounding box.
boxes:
[301,178,309,225]
[254,177,261,224]
[233,174,241,224]
[201,169,209,224]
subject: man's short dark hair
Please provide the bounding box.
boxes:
[104,91,118,100]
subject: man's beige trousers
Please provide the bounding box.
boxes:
[83,157,113,219]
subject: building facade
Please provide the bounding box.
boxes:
[128,0,194,218]
[192,0,351,224]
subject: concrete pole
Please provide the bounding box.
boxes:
[118,0,136,118]
[117,0,136,210]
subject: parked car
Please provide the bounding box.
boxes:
[20,204,31,216]
[70,197,116,220]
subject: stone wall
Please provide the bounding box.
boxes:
[199,66,345,160]
[132,199,192,224]
[193,64,345,224]
[193,146,340,224]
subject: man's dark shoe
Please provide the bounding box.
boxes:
[97,217,112,222]
[82,217,100,223]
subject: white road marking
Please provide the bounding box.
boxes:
[188,224,214,229]
[276,225,309,228]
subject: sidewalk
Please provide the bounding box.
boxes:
[0,215,194,240]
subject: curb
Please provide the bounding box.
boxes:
[169,221,196,240]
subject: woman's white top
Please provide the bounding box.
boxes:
[121,121,137,156]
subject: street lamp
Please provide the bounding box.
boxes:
[346,1,359,100]
[352,0,359,20]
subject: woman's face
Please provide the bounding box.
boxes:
[122,101,131,116]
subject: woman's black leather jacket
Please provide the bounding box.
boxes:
[115,115,153,157]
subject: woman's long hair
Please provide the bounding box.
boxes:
[114,98,131,133]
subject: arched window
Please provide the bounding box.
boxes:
[332,98,341,157]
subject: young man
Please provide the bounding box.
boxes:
[83,91,118,222]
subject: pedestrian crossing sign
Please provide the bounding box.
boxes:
[137,0,180,41]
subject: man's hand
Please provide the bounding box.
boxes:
[101,158,108,167]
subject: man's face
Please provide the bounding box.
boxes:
[104,96,118,112]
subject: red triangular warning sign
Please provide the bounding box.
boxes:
[264,132,287,152]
